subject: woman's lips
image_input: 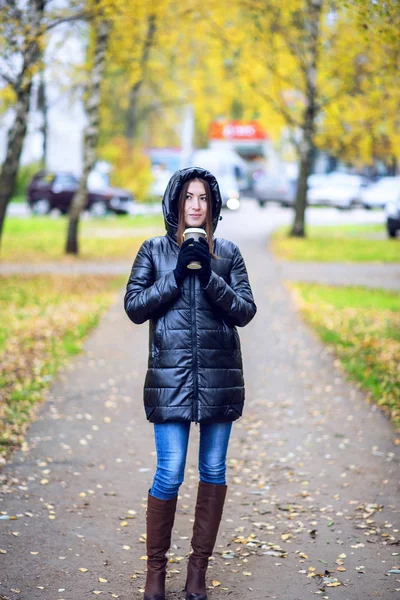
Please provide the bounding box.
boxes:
[189,214,202,218]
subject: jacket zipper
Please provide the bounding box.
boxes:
[190,273,199,424]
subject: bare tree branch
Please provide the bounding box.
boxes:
[45,11,88,31]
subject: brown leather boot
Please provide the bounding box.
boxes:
[144,491,178,600]
[185,481,228,600]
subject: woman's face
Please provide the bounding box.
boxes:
[184,180,208,227]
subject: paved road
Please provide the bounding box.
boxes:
[2,201,399,290]
[0,201,399,600]
[276,261,400,290]
[1,259,399,291]
[6,202,163,218]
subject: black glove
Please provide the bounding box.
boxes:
[193,236,212,287]
[173,239,200,286]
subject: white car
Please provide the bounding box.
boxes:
[188,149,244,210]
[253,171,295,207]
[307,172,369,209]
[150,167,174,198]
[360,176,400,209]
[307,173,332,189]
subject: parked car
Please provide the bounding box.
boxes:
[307,173,333,189]
[27,171,136,215]
[149,165,174,198]
[385,194,400,238]
[253,171,295,207]
[188,150,244,210]
[360,176,400,210]
[307,172,369,209]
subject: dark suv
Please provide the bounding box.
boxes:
[27,171,135,215]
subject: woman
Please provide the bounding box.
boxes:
[124,167,257,600]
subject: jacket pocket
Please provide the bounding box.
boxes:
[222,323,241,353]
[232,326,241,351]
[151,320,163,357]
[222,322,234,350]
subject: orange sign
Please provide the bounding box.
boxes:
[209,120,268,140]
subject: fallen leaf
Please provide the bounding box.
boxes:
[356,566,366,573]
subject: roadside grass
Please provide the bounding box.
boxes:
[0,274,125,461]
[289,282,400,431]
[10,195,26,203]
[271,224,399,262]
[1,214,165,262]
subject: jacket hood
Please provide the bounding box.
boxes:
[162,167,222,240]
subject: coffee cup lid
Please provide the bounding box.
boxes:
[183,227,207,235]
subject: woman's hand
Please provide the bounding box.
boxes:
[173,239,200,285]
[193,237,212,286]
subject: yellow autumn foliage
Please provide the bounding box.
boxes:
[99,137,153,202]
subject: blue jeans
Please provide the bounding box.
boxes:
[150,422,233,500]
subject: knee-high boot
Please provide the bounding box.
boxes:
[144,490,178,600]
[185,481,228,600]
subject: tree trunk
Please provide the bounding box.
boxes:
[290,0,323,238]
[0,0,45,249]
[65,18,111,255]
[125,13,156,142]
[37,72,48,169]
[126,80,142,141]
[290,108,316,237]
[0,86,32,247]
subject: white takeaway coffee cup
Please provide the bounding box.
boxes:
[182,227,207,270]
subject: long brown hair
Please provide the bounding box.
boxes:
[176,178,218,258]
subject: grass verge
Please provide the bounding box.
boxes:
[1,214,165,262]
[10,195,26,204]
[289,282,400,431]
[0,274,125,461]
[271,224,399,262]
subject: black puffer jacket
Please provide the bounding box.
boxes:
[124,167,257,424]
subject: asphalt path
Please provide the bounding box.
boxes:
[2,201,399,291]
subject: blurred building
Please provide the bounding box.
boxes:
[208,119,278,178]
